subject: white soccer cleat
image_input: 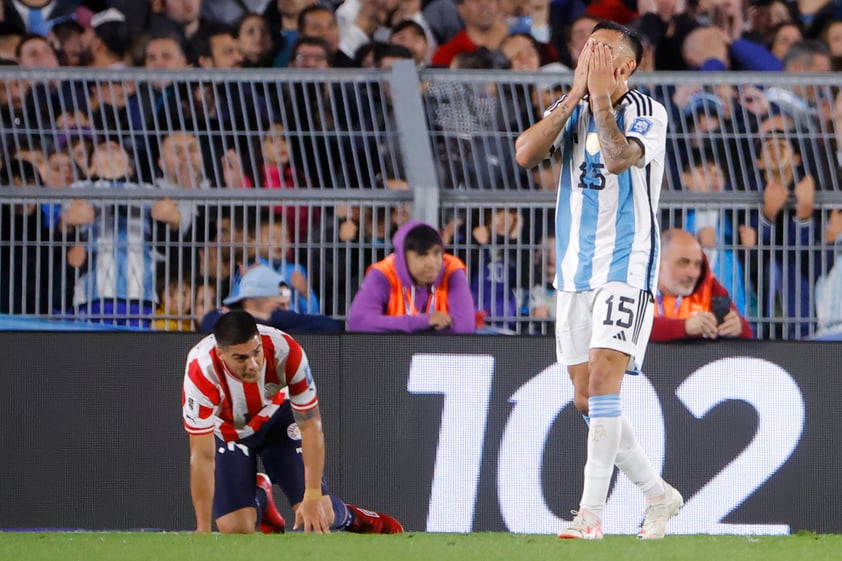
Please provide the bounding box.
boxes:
[558,509,604,540]
[637,482,683,540]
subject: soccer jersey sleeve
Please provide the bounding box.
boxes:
[182,358,221,435]
[623,93,668,167]
[277,333,319,412]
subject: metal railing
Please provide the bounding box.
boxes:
[1,64,841,338]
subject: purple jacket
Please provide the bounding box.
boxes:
[347,221,476,333]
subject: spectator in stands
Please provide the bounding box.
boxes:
[767,21,804,61]
[335,0,392,65]
[389,19,431,66]
[430,0,510,67]
[347,221,475,333]
[0,21,23,60]
[86,8,131,68]
[254,218,320,314]
[298,4,349,66]
[0,59,29,129]
[673,147,751,316]
[199,264,340,333]
[465,206,524,331]
[748,130,825,338]
[61,139,173,327]
[0,157,72,314]
[818,18,842,69]
[562,15,599,69]
[281,36,346,188]
[235,12,274,67]
[425,47,521,189]
[258,120,318,242]
[186,22,268,184]
[152,269,195,331]
[192,281,217,329]
[151,0,209,40]
[127,29,190,130]
[46,18,89,66]
[267,0,318,67]
[527,232,556,323]
[2,0,78,37]
[16,32,58,67]
[652,228,753,341]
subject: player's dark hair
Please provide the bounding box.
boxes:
[213,310,259,347]
[592,20,643,73]
[404,223,443,254]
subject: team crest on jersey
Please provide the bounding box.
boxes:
[264,383,280,399]
[287,423,302,441]
[629,117,653,135]
[585,133,600,155]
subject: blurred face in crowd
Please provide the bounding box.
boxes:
[458,0,499,32]
[216,335,265,383]
[162,281,193,315]
[291,42,329,68]
[45,152,76,187]
[18,36,59,67]
[500,34,540,70]
[301,8,339,52]
[145,37,188,88]
[769,23,801,60]
[238,14,272,62]
[683,161,725,193]
[262,123,290,168]
[159,132,204,186]
[205,33,243,68]
[90,140,131,179]
[758,136,800,174]
[659,232,703,298]
[390,25,428,66]
[0,73,29,108]
[406,245,444,286]
[257,221,290,263]
[823,21,842,57]
[277,0,317,18]
[568,16,598,67]
[193,283,216,323]
[165,0,202,26]
[145,37,188,70]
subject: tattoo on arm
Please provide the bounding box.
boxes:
[293,405,321,423]
[542,99,575,139]
[591,99,642,171]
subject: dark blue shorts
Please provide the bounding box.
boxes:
[212,401,329,519]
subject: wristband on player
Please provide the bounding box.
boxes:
[303,488,322,501]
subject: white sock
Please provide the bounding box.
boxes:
[614,415,664,499]
[579,395,622,520]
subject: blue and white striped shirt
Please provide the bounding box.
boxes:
[547,89,667,293]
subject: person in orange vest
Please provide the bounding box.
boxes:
[347,221,476,333]
[652,229,753,341]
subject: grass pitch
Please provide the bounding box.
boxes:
[1,531,840,561]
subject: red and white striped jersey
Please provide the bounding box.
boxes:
[181,324,318,442]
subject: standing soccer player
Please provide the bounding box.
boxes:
[515,21,682,540]
[182,310,403,534]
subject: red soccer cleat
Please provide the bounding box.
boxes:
[256,473,286,534]
[346,504,404,534]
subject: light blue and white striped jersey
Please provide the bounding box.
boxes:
[70,179,160,305]
[547,89,667,293]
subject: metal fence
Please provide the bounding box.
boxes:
[1,64,841,338]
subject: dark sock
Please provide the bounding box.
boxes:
[329,496,352,530]
[254,487,268,528]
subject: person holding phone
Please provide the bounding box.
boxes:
[652,229,753,341]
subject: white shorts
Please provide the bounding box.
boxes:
[554,281,654,372]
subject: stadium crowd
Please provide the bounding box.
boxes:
[1,0,842,339]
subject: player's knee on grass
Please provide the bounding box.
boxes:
[216,508,258,534]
